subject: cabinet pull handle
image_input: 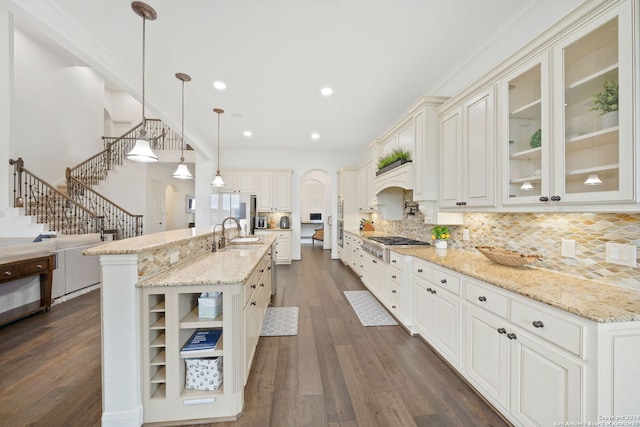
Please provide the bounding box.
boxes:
[426,287,432,292]
[251,301,257,306]
[417,268,423,273]
[372,260,377,264]
[440,279,447,284]
[392,260,397,263]
[497,328,507,334]
[507,333,517,340]
[550,196,561,202]
[36,264,43,269]
[392,290,396,294]
[392,305,396,309]
[391,275,396,279]
[539,196,549,202]
[532,320,544,328]
[251,284,257,289]
[4,271,11,276]
[478,296,487,302]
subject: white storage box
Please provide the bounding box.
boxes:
[198,292,222,318]
[185,357,223,391]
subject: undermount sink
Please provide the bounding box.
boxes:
[230,237,261,243]
[220,244,263,252]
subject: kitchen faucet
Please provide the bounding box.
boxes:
[219,216,242,250]
[212,223,223,252]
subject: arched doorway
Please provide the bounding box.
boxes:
[299,170,332,252]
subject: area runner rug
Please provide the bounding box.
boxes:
[344,290,398,327]
[260,307,299,336]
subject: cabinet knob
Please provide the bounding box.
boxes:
[417,268,423,273]
[4,271,11,276]
[251,284,257,289]
[392,259,397,263]
[497,328,507,334]
[426,287,432,292]
[260,283,265,287]
[539,196,549,202]
[372,260,377,264]
[251,301,257,306]
[392,305,396,309]
[392,290,397,294]
[550,196,561,202]
[478,296,487,302]
[507,333,517,340]
[440,279,447,284]
[36,264,43,269]
[259,269,265,273]
[391,275,396,279]
[532,320,544,328]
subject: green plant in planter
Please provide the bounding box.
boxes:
[529,128,541,148]
[377,147,412,171]
[431,225,450,241]
[590,80,618,115]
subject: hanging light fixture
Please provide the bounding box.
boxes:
[127,1,159,162]
[520,181,534,191]
[584,174,604,186]
[172,73,193,179]
[211,108,226,187]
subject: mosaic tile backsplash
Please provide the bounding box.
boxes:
[371,191,640,290]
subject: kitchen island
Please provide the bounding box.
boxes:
[84,228,276,427]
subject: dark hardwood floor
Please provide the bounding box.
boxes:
[0,245,509,427]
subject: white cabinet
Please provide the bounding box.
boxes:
[412,97,446,202]
[381,121,414,158]
[356,161,375,212]
[439,87,496,209]
[256,170,292,212]
[255,230,291,264]
[219,170,257,193]
[361,251,388,307]
[388,251,411,326]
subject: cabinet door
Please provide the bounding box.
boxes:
[464,305,509,410]
[439,108,463,208]
[275,236,291,263]
[237,172,257,193]
[502,55,551,205]
[553,4,634,203]
[272,171,291,211]
[412,278,437,339]
[463,87,496,207]
[434,285,461,366]
[256,172,273,211]
[509,328,582,427]
[357,161,374,211]
[219,171,238,193]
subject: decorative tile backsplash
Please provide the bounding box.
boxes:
[371,191,640,290]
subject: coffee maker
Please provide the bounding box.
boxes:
[279,216,290,229]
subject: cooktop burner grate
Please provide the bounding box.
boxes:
[367,236,430,246]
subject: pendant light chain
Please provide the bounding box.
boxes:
[141,16,146,127]
[180,77,185,162]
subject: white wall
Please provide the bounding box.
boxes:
[12,27,104,184]
[0,6,12,209]
[300,180,324,221]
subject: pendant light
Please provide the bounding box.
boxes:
[211,108,225,187]
[584,174,604,185]
[520,181,534,191]
[127,1,159,162]
[172,73,193,179]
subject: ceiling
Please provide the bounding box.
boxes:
[8,0,548,159]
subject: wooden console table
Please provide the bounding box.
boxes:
[0,254,55,327]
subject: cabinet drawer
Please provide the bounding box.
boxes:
[413,259,433,281]
[433,268,461,296]
[465,279,508,319]
[390,269,401,285]
[511,300,583,357]
[390,280,401,302]
[388,299,402,319]
[389,252,402,270]
[1,258,50,279]
[244,269,261,307]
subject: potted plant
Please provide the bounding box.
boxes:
[376,147,412,176]
[590,80,618,128]
[431,225,450,249]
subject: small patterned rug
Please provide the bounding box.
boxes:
[344,290,398,327]
[260,307,299,336]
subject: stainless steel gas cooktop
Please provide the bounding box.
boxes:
[367,236,430,246]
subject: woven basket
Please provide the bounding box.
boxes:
[476,246,541,267]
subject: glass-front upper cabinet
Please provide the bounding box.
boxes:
[553,3,634,204]
[503,55,549,204]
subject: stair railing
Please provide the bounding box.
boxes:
[9,158,105,236]
[65,175,143,239]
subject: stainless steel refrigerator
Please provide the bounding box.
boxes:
[210,193,257,235]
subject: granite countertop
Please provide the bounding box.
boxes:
[392,246,640,323]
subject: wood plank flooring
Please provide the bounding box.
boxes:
[0,245,510,427]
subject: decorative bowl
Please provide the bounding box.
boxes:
[476,246,541,267]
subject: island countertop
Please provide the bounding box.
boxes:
[392,246,640,323]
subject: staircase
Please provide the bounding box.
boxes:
[9,119,184,240]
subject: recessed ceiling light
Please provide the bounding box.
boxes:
[243,130,252,137]
[311,133,320,140]
[320,87,333,96]
[213,81,226,90]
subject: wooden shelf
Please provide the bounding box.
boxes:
[510,146,542,160]
[151,334,166,347]
[510,99,541,119]
[180,307,224,329]
[566,163,619,176]
[151,351,166,365]
[180,334,224,359]
[151,367,166,383]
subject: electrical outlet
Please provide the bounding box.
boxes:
[462,228,470,241]
[561,239,576,258]
[606,243,637,267]
[170,251,179,264]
